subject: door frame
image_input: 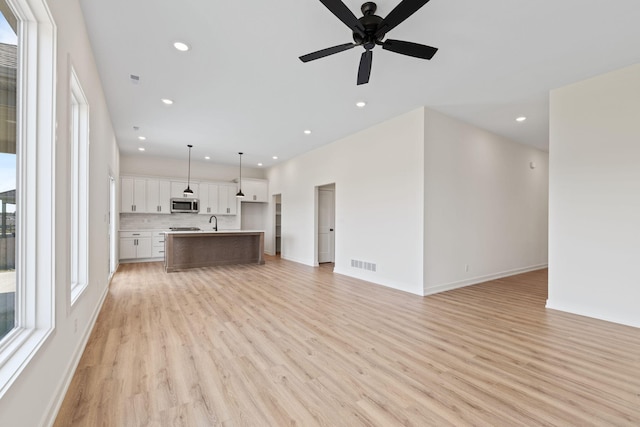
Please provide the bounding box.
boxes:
[315,183,335,266]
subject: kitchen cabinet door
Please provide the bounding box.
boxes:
[199,183,219,215]
[121,177,146,213]
[241,179,268,202]
[136,237,153,258]
[146,179,171,214]
[119,238,137,259]
[218,184,238,215]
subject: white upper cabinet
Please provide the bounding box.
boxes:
[199,183,220,215]
[240,178,268,203]
[146,179,171,214]
[119,175,253,216]
[121,177,147,213]
[218,184,238,215]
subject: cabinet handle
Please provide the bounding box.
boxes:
[133,233,140,236]
[253,195,257,201]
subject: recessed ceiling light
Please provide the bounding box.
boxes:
[356,101,366,108]
[138,136,146,140]
[516,116,527,122]
[138,147,145,151]
[173,41,190,52]
[161,98,174,105]
[204,156,210,160]
[257,163,263,167]
[304,129,311,135]
[272,156,278,160]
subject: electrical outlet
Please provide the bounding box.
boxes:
[74,318,78,333]
[465,264,469,272]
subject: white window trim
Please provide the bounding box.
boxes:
[0,0,56,398]
[69,66,89,305]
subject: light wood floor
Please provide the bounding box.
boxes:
[55,256,640,426]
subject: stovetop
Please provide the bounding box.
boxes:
[169,227,201,231]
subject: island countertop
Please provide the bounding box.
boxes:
[163,229,265,235]
[164,230,265,272]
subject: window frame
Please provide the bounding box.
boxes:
[0,0,56,398]
[69,66,88,305]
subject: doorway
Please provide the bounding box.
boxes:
[109,175,117,278]
[317,184,335,264]
[273,194,281,256]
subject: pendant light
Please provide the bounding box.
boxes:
[236,152,245,198]
[183,144,194,196]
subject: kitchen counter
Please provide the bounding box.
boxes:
[164,230,265,272]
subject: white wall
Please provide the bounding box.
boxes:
[423,109,549,294]
[0,0,120,425]
[267,108,425,295]
[120,153,266,182]
[548,64,640,328]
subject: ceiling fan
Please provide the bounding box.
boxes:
[299,0,438,85]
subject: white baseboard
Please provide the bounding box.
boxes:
[279,254,314,267]
[546,300,640,329]
[424,264,548,296]
[41,283,110,426]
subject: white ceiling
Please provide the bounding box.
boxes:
[79,0,640,166]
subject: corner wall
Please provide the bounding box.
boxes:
[423,108,549,294]
[266,108,425,295]
[548,64,640,328]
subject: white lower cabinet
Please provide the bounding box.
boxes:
[151,231,166,258]
[119,231,153,260]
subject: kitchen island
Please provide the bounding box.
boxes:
[164,230,265,272]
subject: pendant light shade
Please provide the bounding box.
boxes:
[184,144,194,195]
[236,152,245,198]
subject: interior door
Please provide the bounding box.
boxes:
[318,188,335,263]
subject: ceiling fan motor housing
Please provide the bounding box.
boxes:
[353,2,384,50]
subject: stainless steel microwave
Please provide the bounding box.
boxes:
[170,198,199,213]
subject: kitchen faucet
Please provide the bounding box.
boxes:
[209,215,218,231]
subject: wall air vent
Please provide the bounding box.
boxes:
[351,259,376,272]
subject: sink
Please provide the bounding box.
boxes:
[169,227,200,231]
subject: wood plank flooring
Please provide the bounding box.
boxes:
[54,256,640,426]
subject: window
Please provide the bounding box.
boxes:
[0,0,18,345]
[0,0,55,398]
[69,67,88,304]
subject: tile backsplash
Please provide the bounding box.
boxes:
[120,213,239,231]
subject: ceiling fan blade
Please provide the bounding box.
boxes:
[382,39,438,59]
[299,42,356,62]
[319,0,366,37]
[357,50,373,85]
[375,0,431,38]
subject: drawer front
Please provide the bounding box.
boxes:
[120,231,152,238]
[152,235,165,246]
[152,246,165,258]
